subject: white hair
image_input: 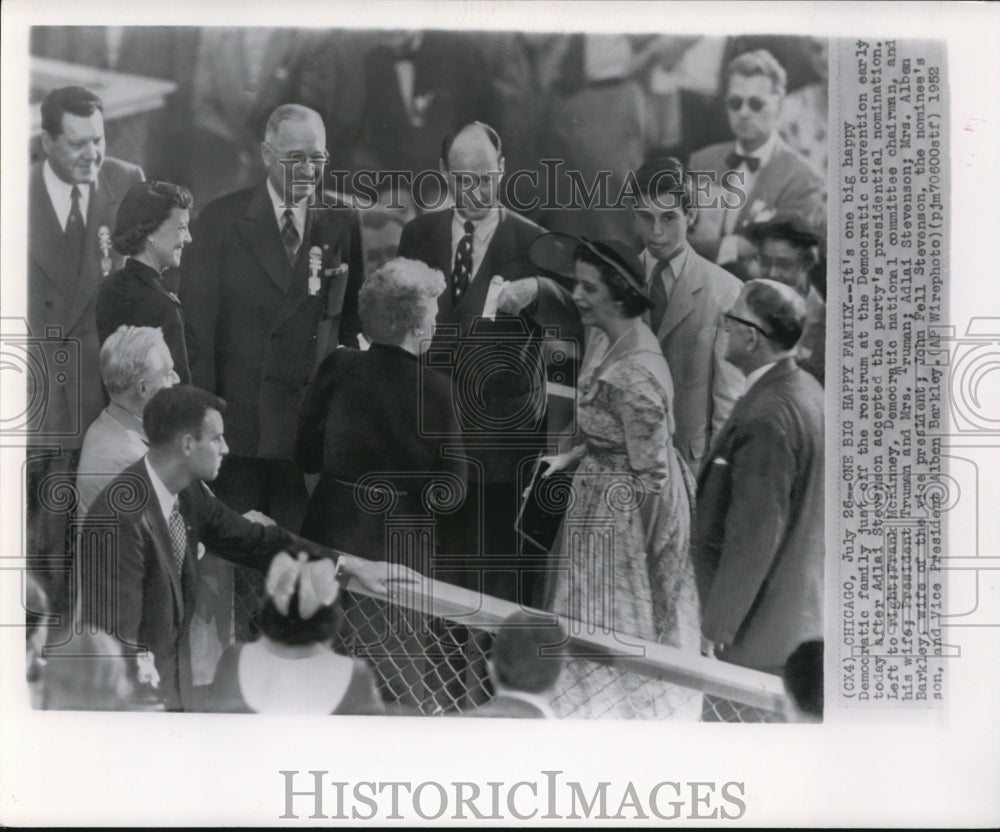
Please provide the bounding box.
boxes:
[100,325,167,395]
[264,104,324,144]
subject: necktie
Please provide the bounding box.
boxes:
[281,208,300,265]
[66,185,86,267]
[648,259,672,334]
[452,220,475,303]
[725,151,761,173]
[167,501,187,572]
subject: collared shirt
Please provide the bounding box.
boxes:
[720,130,781,247]
[266,177,308,241]
[450,207,501,280]
[43,160,90,231]
[743,360,779,395]
[493,686,557,718]
[144,455,179,527]
[640,242,691,303]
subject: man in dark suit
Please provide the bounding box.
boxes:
[81,385,412,711]
[694,279,824,676]
[632,157,744,474]
[465,611,567,719]
[687,49,826,270]
[27,85,144,619]
[180,104,365,536]
[397,121,581,604]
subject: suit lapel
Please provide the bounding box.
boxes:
[66,173,121,333]
[453,210,512,327]
[137,465,186,625]
[429,212,459,323]
[28,165,78,305]
[738,139,791,228]
[656,252,700,341]
[237,183,295,293]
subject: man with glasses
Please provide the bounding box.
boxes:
[694,279,824,681]
[688,49,826,272]
[180,103,365,544]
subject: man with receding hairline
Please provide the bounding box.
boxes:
[694,279,824,679]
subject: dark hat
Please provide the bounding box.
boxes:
[528,232,650,304]
[746,212,822,248]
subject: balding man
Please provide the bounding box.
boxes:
[179,104,365,535]
[76,325,180,515]
[694,280,823,676]
[397,121,581,604]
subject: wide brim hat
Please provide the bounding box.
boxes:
[528,232,651,305]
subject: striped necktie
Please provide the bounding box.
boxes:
[281,208,300,265]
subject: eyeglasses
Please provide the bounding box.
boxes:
[725,95,768,113]
[724,312,772,339]
[263,143,330,166]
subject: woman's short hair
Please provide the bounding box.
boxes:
[100,325,167,396]
[359,257,445,343]
[255,589,338,647]
[573,243,652,319]
[112,180,193,256]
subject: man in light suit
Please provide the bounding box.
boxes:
[27,85,144,618]
[687,49,825,270]
[465,611,567,719]
[632,157,744,474]
[81,385,412,711]
[180,104,365,536]
[76,326,180,516]
[694,280,824,676]
[397,121,581,605]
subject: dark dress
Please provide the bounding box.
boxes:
[295,343,470,714]
[95,257,195,383]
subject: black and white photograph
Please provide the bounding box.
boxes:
[1,0,998,826]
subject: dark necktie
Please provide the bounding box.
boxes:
[725,151,761,173]
[452,220,475,303]
[66,185,86,267]
[281,208,300,265]
[648,259,672,334]
[167,501,187,572]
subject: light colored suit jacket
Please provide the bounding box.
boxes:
[75,403,148,516]
[694,358,824,673]
[687,136,826,263]
[645,244,744,473]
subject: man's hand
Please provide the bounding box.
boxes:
[497,277,540,315]
[701,635,719,659]
[337,553,422,597]
[243,509,277,527]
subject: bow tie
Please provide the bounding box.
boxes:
[725,151,761,173]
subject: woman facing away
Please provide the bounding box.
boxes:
[540,237,702,720]
[205,552,384,715]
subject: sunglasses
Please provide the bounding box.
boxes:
[725,96,768,113]
[724,312,773,339]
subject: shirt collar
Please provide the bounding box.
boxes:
[451,207,501,245]
[266,178,308,232]
[735,131,779,168]
[744,360,779,393]
[641,241,690,283]
[42,159,90,222]
[493,686,556,718]
[144,455,178,523]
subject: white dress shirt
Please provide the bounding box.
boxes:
[718,130,780,263]
[266,178,308,240]
[450,207,501,281]
[144,455,179,527]
[640,242,692,303]
[43,160,90,231]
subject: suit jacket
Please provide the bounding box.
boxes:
[397,208,582,484]
[75,402,148,516]
[645,244,744,472]
[96,258,195,384]
[179,182,365,460]
[82,458,331,710]
[687,137,826,263]
[694,358,824,672]
[28,158,145,446]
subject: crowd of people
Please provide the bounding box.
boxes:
[24,28,827,720]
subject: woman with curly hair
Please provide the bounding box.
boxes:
[96,180,196,382]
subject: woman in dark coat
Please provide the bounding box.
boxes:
[96,180,196,383]
[295,257,468,713]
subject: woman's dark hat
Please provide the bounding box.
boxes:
[528,232,650,304]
